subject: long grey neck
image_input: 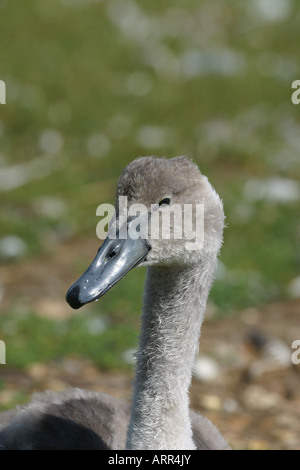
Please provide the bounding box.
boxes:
[126,255,217,450]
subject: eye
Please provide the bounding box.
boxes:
[158,197,171,207]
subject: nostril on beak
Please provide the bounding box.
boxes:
[106,242,121,260]
[106,249,117,259]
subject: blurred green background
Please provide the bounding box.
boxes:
[0,0,299,408]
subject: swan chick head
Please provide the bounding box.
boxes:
[66,156,224,309]
[116,156,224,267]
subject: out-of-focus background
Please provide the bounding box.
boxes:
[0,0,300,449]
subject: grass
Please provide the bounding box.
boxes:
[1,310,137,370]
[0,0,299,379]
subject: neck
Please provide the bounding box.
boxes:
[126,254,217,450]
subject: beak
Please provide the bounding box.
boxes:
[66,227,150,310]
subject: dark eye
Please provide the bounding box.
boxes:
[159,197,171,207]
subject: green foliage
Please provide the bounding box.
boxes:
[0,0,299,374]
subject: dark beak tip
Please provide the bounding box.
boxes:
[66,285,83,310]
